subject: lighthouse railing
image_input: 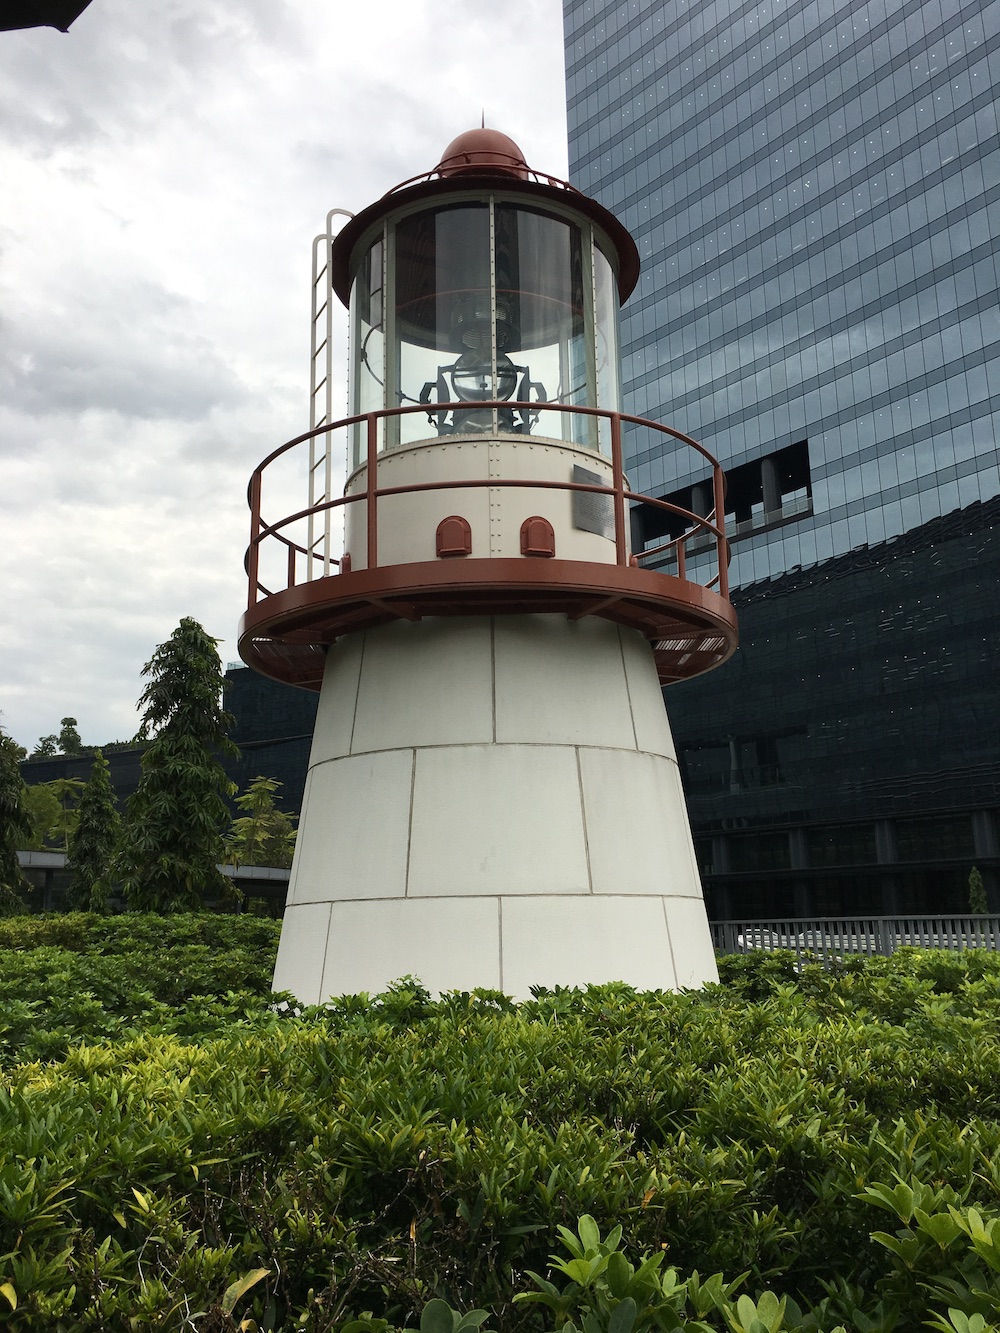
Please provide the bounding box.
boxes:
[245,401,730,607]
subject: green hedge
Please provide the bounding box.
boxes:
[2,925,1000,1329]
[0,913,280,1061]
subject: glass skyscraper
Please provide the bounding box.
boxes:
[563,0,1000,918]
[564,0,1000,587]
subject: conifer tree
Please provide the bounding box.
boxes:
[67,750,120,912]
[117,618,238,912]
[225,775,297,869]
[0,729,31,915]
[45,777,86,852]
[969,865,989,915]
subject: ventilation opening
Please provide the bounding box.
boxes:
[436,515,472,557]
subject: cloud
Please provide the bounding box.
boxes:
[0,0,568,751]
[2,277,247,421]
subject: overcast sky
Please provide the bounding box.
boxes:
[0,0,569,753]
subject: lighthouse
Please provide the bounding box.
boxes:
[239,129,738,1001]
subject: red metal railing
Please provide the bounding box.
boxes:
[381,163,585,201]
[245,401,730,609]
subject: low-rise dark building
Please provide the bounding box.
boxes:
[223,664,317,814]
[668,496,1000,919]
[19,667,318,818]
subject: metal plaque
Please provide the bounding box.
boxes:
[572,465,615,539]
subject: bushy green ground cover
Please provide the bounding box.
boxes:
[0,913,280,1062]
[2,921,1000,1331]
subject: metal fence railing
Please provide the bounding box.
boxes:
[711,916,1000,961]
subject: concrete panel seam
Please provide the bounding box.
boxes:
[309,740,683,763]
[348,631,367,756]
[575,746,595,894]
[497,897,504,993]
[404,748,417,898]
[575,742,681,766]
[294,890,693,905]
[661,896,681,990]
[617,625,641,751]
[318,902,334,1004]
[490,617,497,744]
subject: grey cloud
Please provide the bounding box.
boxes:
[0,277,247,422]
[1,0,303,156]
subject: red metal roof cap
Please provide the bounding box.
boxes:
[436,128,529,179]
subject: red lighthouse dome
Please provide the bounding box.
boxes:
[435,128,530,179]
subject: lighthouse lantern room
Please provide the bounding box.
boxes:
[239,129,738,1001]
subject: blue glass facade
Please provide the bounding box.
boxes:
[564,0,1000,917]
[564,0,1000,585]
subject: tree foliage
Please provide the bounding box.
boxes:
[22,783,63,850]
[29,717,88,759]
[225,775,297,868]
[58,716,85,756]
[66,751,120,912]
[117,618,238,912]
[0,730,31,915]
[969,864,989,914]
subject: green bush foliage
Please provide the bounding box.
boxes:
[2,937,1000,1328]
[0,913,280,1061]
[969,867,989,915]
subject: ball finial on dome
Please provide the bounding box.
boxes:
[435,128,530,179]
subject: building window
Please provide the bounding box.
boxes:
[632,439,813,553]
[728,831,792,873]
[896,815,976,863]
[806,823,878,868]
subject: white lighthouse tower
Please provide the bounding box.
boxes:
[239,130,738,1001]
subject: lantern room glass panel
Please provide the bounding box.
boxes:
[392,204,492,446]
[349,237,385,465]
[593,244,621,456]
[494,204,595,450]
[348,195,624,463]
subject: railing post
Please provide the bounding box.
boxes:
[712,462,728,598]
[716,921,739,955]
[287,543,297,589]
[676,538,687,581]
[247,471,262,609]
[366,412,378,571]
[875,917,896,956]
[610,412,627,567]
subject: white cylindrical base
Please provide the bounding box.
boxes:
[273,614,718,1001]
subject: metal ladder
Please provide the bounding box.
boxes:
[307,208,353,580]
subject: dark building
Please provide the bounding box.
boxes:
[20,746,147,804]
[563,0,1000,915]
[672,495,999,917]
[223,665,317,815]
[19,668,317,819]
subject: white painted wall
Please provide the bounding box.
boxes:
[343,434,619,567]
[272,612,719,1001]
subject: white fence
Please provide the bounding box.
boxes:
[711,915,1000,961]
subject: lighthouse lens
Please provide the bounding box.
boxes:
[451,351,518,403]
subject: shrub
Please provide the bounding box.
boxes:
[0,941,999,1327]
